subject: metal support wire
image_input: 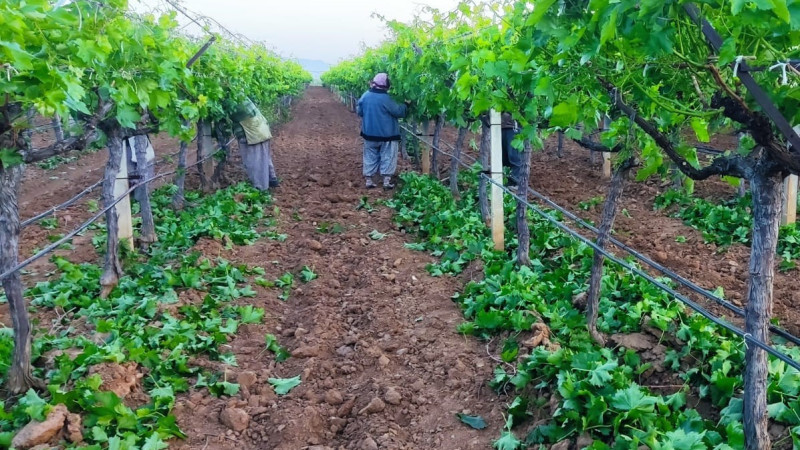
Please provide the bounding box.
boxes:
[21,179,104,229]
[20,137,194,230]
[403,127,800,345]
[0,137,233,283]
[482,174,800,371]
[400,127,800,361]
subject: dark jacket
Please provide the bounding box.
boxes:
[357,88,407,141]
[501,112,518,130]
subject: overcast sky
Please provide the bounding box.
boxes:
[134,0,463,63]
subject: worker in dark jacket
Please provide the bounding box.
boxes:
[357,73,409,189]
[501,112,522,188]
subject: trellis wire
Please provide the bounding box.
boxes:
[0,137,233,283]
[397,123,800,370]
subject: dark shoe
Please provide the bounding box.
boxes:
[269,178,280,188]
[383,182,395,190]
[366,180,377,189]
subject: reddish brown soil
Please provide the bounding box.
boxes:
[434,125,800,336]
[15,88,505,449]
[525,140,800,336]
[12,86,800,448]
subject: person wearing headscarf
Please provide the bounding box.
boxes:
[233,98,278,190]
[356,73,409,189]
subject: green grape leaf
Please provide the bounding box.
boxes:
[269,376,301,395]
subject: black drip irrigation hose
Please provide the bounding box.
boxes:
[21,179,104,229]
[401,126,800,347]
[523,186,800,347]
[482,175,800,372]
[0,138,233,283]
[398,128,800,370]
[20,136,199,230]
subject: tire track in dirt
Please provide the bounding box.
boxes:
[172,87,504,449]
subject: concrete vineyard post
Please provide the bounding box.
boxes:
[783,175,798,225]
[490,109,504,251]
[785,125,800,225]
[114,153,134,249]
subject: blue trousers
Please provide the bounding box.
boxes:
[502,128,522,184]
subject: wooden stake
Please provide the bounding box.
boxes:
[601,115,612,178]
[113,147,134,249]
[783,174,798,225]
[603,151,612,178]
[490,109,504,251]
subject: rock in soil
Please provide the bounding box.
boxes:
[384,387,402,405]
[324,389,344,406]
[88,362,142,400]
[219,407,250,432]
[237,371,258,389]
[609,332,656,352]
[577,432,593,449]
[65,413,83,443]
[12,404,69,449]
[359,397,386,415]
[361,436,379,450]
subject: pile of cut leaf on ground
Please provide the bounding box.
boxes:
[389,170,800,449]
[0,183,301,449]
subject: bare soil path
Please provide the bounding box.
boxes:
[169,87,504,449]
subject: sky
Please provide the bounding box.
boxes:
[134,0,463,63]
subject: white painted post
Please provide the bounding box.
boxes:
[114,153,134,249]
[490,109,504,251]
[785,125,800,225]
[602,115,612,178]
[783,174,798,225]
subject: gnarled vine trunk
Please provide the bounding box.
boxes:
[211,123,230,188]
[197,120,211,192]
[478,120,491,225]
[516,140,533,267]
[172,120,190,210]
[400,123,410,161]
[100,124,124,298]
[586,157,635,345]
[0,161,41,393]
[743,168,782,450]
[133,135,157,247]
[450,127,467,196]
[52,114,64,143]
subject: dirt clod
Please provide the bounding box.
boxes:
[12,404,69,449]
[89,362,142,400]
[384,387,402,405]
[609,333,656,352]
[324,389,344,406]
[219,408,250,432]
[237,371,258,389]
[358,397,386,415]
[361,436,379,450]
[292,345,320,358]
[65,413,83,444]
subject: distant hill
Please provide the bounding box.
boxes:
[296,58,331,81]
